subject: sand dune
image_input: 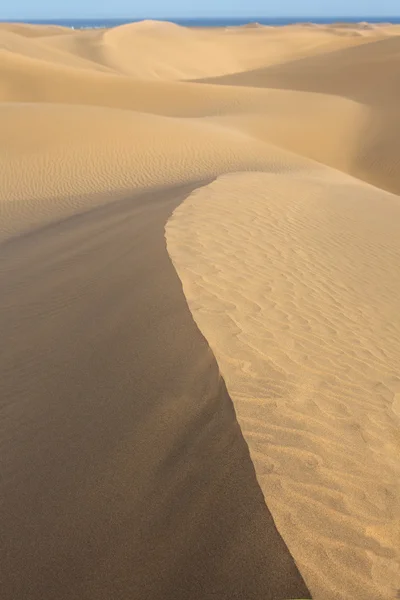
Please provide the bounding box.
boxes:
[0,28,114,72]
[199,34,400,105]
[2,26,400,197]
[0,21,72,37]
[167,171,400,600]
[1,19,400,600]
[0,183,311,600]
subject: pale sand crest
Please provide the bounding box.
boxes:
[167,171,400,600]
[1,19,400,600]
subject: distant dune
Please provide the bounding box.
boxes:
[1,19,399,600]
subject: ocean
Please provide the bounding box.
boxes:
[2,17,400,29]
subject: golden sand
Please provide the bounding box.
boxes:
[1,19,399,600]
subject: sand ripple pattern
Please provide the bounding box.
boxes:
[167,171,400,600]
[2,19,400,600]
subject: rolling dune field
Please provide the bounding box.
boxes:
[1,19,399,600]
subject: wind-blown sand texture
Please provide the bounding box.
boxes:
[1,19,399,600]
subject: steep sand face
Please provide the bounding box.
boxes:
[1,19,400,600]
[0,184,311,600]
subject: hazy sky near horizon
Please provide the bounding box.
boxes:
[2,0,400,19]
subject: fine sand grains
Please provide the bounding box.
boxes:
[167,172,400,600]
[1,19,400,600]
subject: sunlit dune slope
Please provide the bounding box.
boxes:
[198,33,400,106]
[167,170,400,600]
[2,23,400,195]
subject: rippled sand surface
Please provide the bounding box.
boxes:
[1,19,400,600]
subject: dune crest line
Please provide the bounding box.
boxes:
[166,172,400,600]
[0,184,310,600]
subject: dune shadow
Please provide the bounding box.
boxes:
[195,34,400,106]
[0,183,310,599]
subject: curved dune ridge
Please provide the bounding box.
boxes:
[167,172,400,600]
[0,19,400,600]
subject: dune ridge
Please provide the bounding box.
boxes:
[167,171,400,600]
[1,19,400,600]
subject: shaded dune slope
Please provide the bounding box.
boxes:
[197,34,400,105]
[198,33,400,195]
[0,185,309,600]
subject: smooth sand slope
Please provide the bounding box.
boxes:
[0,184,309,600]
[1,19,399,600]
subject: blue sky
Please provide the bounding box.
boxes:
[2,0,400,20]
